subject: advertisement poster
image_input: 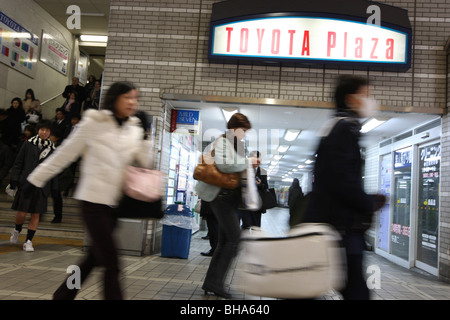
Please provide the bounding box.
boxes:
[0,11,39,78]
[378,154,392,252]
[40,31,69,75]
[417,143,440,268]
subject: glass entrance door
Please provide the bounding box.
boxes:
[391,147,412,261]
[417,142,440,269]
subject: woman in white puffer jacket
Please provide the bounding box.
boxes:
[27,81,153,300]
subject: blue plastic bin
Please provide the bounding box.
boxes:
[161,204,194,259]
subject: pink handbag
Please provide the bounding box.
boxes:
[123,165,163,202]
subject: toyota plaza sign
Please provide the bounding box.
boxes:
[208,0,412,71]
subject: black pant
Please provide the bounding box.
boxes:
[52,190,62,218]
[240,210,262,229]
[340,253,369,300]
[53,201,122,300]
[205,211,218,252]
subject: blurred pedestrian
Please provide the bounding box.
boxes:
[0,128,13,186]
[26,81,154,300]
[196,112,251,299]
[288,178,305,227]
[304,75,386,300]
[9,120,57,252]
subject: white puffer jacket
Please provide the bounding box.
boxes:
[28,109,153,206]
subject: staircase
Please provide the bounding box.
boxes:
[0,174,84,240]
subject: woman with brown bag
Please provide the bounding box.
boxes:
[195,113,251,299]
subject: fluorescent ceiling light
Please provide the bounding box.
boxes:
[305,159,314,164]
[221,107,239,122]
[284,129,301,141]
[361,118,387,133]
[297,164,304,169]
[80,35,108,42]
[278,145,290,153]
[273,155,283,161]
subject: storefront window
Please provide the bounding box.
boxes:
[391,147,412,261]
[417,143,440,268]
[378,154,392,251]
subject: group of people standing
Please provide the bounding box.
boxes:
[2,76,100,246]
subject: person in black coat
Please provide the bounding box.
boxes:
[0,128,14,186]
[62,76,86,104]
[288,178,304,227]
[304,75,386,300]
[240,150,268,229]
[51,108,70,143]
[8,120,58,252]
[6,98,26,152]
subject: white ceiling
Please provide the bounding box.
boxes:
[166,100,440,183]
[33,0,110,55]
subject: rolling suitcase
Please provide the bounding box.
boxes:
[239,223,346,299]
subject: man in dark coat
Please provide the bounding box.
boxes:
[304,75,385,300]
[0,128,14,186]
[62,76,86,104]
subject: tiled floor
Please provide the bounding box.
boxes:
[0,207,449,301]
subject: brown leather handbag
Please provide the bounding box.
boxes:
[193,149,240,189]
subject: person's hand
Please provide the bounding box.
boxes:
[373,194,386,211]
[5,185,16,197]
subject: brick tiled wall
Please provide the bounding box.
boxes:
[104,0,450,279]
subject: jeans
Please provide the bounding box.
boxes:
[202,189,241,293]
[53,201,122,300]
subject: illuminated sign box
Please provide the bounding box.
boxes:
[208,0,412,71]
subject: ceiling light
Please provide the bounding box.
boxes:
[278,145,290,153]
[297,164,304,169]
[361,118,387,133]
[305,159,313,164]
[80,35,108,42]
[273,155,283,160]
[284,129,301,141]
[221,107,239,122]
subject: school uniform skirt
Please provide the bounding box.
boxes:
[11,187,48,214]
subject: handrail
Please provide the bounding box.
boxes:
[40,93,63,106]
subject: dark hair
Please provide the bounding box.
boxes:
[11,97,23,109]
[24,125,36,136]
[36,120,52,132]
[25,88,36,101]
[334,75,368,112]
[101,81,137,113]
[227,112,251,130]
[249,150,260,158]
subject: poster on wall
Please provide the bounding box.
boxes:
[0,10,39,78]
[417,143,440,268]
[39,31,69,75]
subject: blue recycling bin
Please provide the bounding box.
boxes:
[161,204,195,259]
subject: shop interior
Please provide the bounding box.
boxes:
[164,98,440,208]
